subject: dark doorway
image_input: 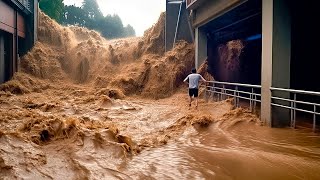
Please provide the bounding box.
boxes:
[0,30,13,84]
[290,1,320,129]
[205,0,262,85]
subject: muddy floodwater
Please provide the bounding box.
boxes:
[124,119,320,180]
[1,88,320,179]
[1,11,320,179]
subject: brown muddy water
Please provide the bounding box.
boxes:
[124,121,320,180]
[1,90,320,179]
[1,11,320,180]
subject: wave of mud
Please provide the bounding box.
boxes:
[0,91,261,178]
[0,11,268,179]
[218,39,244,71]
[140,104,260,147]
[2,12,193,100]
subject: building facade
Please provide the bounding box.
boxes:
[0,0,38,84]
[167,0,320,129]
[165,0,193,51]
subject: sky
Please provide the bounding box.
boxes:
[64,0,166,36]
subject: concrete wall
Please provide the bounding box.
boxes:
[165,1,180,51]
[0,33,4,83]
[165,1,193,51]
[176,4,193,44]
[0,0,15,34]
[261,0,291,127]
[27,0,37,49]
[193,0,244,27]
[271,0,291,127]
[261,0,273,126]
[195,27,206,68]
[33,0,38,43]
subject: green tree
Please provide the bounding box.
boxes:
[63,5,86,26]
[39,0,64,23]
[60,0,136,39]
[98,14,124,39]
[82,0,103,29]
[124,24,136,37]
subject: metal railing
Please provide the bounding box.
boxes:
[205,81,261,112]
[271,87,320,132]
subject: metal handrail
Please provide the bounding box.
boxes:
[271,87,320,96]
[271,87,320,132]
[207,86,261,97]
[271,96,320,107]
[271,103,320,115]
[206,80,262,88]
[204,81,261,112]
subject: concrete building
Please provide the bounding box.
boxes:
[166,0,320,128]
[0,0,39,84]
[165,0,193,51]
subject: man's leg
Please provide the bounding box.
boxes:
[194,88,199,109]
[188,89,193,107]
[195,97,198,109]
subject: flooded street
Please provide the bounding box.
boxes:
[1,87,320,179]
[121,100,320,179]
[125,123,320,179]
[1,10,320,180]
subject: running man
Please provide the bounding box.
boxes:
[183,68,207,109]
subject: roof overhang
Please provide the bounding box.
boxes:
[3,0,32,15]
[186,0,206,10]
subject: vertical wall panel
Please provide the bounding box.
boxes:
[0,0,15,34]
[17,12,26,38]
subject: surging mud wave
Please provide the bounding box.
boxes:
[1,12,194,100]
[0,10,200,179]
[2,10,317,180]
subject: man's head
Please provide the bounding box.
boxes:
[191,68,196,73]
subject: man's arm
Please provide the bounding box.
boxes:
[200,75,207,82]
[183,75,189,84]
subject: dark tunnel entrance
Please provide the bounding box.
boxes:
[291,1,320,92]
[290,1,320,128]
[204,0,262,85]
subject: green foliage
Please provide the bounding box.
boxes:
[82,0,103,20]
[39,0,64,23]
[97,15,124,39]
[61,0,135,39]
[63,5,86,26]
[124,24,136,37]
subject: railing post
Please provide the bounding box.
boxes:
[250,88,253,112]
[218,85,220,101]
[234,86,237,108]
[293,93,296,128]
[222,84,225,100]
[313,105,316,132]
[254,93,257,113]
[235,86,239,108]
[290,100,294,128]
[213,85,216,101]
[205,84,208,102]
[219,85,221,101]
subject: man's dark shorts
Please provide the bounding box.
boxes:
[189,88,199,97]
